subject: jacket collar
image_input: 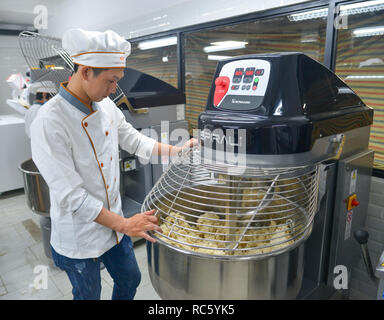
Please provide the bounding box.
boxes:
[59,82,97,115]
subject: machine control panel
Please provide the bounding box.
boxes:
[213,59,271,111]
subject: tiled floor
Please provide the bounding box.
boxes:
[0,189,160,300]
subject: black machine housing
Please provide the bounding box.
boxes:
[198,53,373,155]
[115,67,185,110]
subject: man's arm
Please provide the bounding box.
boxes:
[114,100,198,160]
[94,207,162,243]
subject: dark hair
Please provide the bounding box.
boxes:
[72,63,108,77]
[36,92,53,101]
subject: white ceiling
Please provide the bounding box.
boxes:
[0,0,311,38]
[0,0,192,26]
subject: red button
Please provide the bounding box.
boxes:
[105,131,109,136]
[84,122,88,127]
[351,199,360,207]
[101,163,104,167]
[252,85,257,90]
[214,76,230,107]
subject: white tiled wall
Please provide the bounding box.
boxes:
[350,177,384,300]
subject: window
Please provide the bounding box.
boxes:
[126,35,178,88]
[335,0,384,170]
[183,8,328,132]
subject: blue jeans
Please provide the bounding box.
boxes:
[51,235,141,300]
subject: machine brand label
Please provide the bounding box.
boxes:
[200,129,240,147]
[219,95,264,111]
[199,128,247,166]
[231,98,251,104]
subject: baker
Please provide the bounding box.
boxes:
[24,80,55,138]
[30,28,197,300]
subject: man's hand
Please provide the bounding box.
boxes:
[95,208,162,243]
[153,138,200,158]
[121,209,162,243]
[170,138,199,157]
[182,138,199,150]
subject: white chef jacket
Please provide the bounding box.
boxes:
[30,82,157,259]
[24,102,42,139]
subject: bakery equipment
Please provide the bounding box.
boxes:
[18,31,72,94]
[0,115,31,194]
[18,158,51,258]
[17,31,71,260]
[5,72,30,114]
[18,159,50,216]
[143,53,374,299]
[354,230,384,300]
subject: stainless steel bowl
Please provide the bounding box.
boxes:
[18,159,50,216]
[143,151,319,299]
[145,185,313,299]
[146,232,308,299]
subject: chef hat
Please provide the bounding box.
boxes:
[29,81,57,94]
[62,29,131,68]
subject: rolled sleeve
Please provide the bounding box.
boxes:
[73,191,104,223]
[134,133,157,160]
[116,108,157,161]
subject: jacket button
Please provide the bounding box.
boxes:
[84,122,88,127]
[105,131,109,136]
[110,156,112,161]
[101,162,104,167]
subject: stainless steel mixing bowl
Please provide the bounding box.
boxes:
[143,150,319,299]
[146,230,309,299]
[18,158,50,216]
